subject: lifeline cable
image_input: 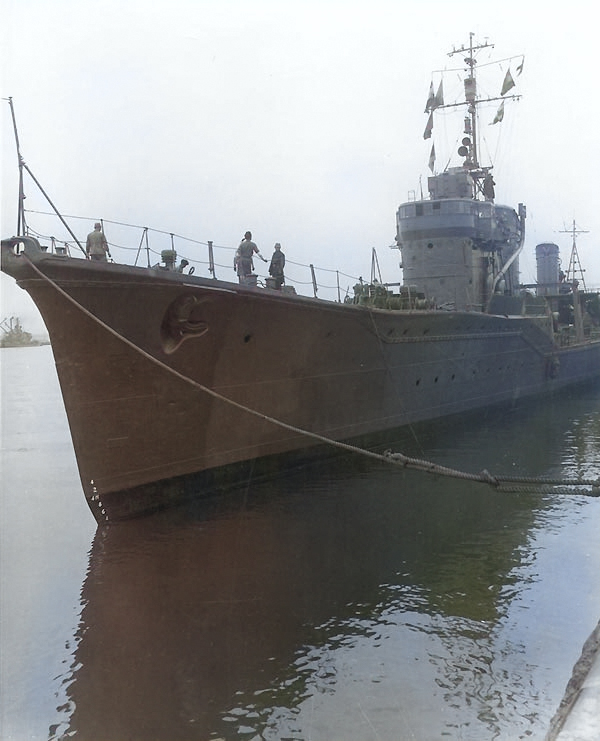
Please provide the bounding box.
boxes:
[23,256,600,498]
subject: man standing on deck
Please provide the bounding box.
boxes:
[235,231,266,281]
[268,242,285,289]
[86,222,109,261]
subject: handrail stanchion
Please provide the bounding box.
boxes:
[208,240,216,279]
[310,264,318,298]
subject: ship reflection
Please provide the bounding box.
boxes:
[55,384,600,740]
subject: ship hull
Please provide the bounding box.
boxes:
[3,244,600,521]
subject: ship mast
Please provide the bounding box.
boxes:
[447,32,495,170]
[427,33,523,200]
[560,219,588,291]
[5,98,86,254]
[6,97,26,235]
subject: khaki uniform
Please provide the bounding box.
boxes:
[86,229,108,260]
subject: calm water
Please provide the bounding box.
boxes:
[1,345,600,741]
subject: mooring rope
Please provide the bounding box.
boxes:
[24,256,600,497]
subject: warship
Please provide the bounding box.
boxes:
[2,36,599,522]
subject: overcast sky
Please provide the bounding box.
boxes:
[1,0,598,334]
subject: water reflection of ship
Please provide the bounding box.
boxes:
[55,385,600,740]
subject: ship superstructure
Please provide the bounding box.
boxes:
[397,34,526,311]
